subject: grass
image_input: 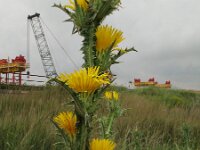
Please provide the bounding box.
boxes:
[0,87,68,150]
[0,86,200,150]
[117,88,200,149]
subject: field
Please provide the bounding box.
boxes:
[0,86,200,150]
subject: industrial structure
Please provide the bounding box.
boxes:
[133,77,171,88]
[0,55,29,85]
[0,12,78,87]
[0,13,61,86]
[27,13,57,78]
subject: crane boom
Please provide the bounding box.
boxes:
[27,13,57,78]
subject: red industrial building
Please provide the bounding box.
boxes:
[0,55,29,85]
[133,77,171,88]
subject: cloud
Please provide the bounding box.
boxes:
[0,0,199,89]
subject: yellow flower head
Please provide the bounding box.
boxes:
[105,91,113,100]
[90,138,116,150]
[104,91,119,101]
[53,112,77,138]
[58,66,110,94]
[96,25,124,53]
[113,91,119,100]
[64,0,88,11]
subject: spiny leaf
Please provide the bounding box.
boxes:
[49,78,85,118]
[53,3,74,18]
[95,0,121,24]
[111,47,137,64]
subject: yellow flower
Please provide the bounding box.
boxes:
[58,66,110,94]
[104,91,119,101]
[90,138,116,150]
[105,91,113,100]
[113,91,119,100]
[53,112,77,138]
[96,25,124,53]
[64,0,88,11]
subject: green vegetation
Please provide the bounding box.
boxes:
[0,87,200,150]
[133,87,200,107]
[0,84,44,91]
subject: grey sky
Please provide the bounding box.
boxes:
[0,0,200,90]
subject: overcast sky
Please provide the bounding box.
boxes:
[0,0,200,90]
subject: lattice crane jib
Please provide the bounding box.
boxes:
[28,13,57,78]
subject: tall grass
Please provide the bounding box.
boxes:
[0,87,200,149]
[116,88,200,149]
[0,87,68,150]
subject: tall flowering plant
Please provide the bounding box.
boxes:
[51,0,136,149]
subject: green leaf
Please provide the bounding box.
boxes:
[111,47,137,65]
[95,0,121,24]
[53,3,74,18]
[49,78,85,118]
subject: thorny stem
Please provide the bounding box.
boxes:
[81,23,96,68]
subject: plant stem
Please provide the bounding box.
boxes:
[81,23,96,67]
[105,112,115,139]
